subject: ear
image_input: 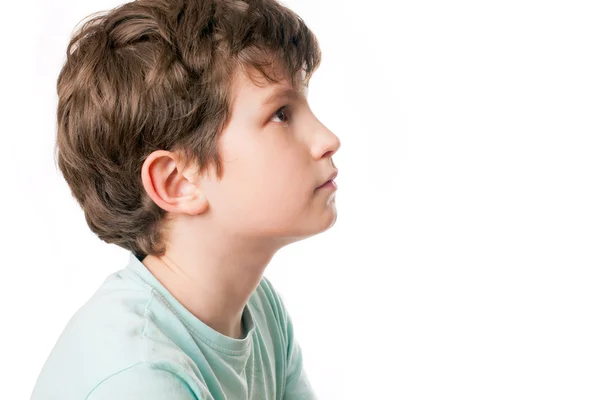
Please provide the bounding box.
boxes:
[140,150,209,215]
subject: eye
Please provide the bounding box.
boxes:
[270,105,291,124]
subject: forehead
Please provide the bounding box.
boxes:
[230,62,308,103]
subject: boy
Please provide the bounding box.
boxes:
[31,0,340,399]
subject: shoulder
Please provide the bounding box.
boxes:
[47,270,154,366]
[32,270,196,399]
[247,275,297,350]
[84,362,211,400]
[253,276,290,327]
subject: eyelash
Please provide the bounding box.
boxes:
[271,105,291,124]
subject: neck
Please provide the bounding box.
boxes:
[142,231,284,339]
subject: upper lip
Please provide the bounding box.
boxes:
[317,170,338,188]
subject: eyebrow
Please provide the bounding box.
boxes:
[261,86,308,106]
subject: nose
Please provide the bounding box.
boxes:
[311,119,341,160]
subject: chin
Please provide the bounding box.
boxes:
[273,215,337,247]
[253,202,338,244]
[322,208,338,231]
[306,204,339,236]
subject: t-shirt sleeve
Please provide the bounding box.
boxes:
[282,314,318,400]
[86,362,213,400]
[261,278,317,400]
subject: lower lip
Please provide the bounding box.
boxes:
[317,180,337,190]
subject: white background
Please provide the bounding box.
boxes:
[1,0,599,399]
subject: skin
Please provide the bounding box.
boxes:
[140,63,341,339]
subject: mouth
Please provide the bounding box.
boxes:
[316,180,337,190]
[315,170,338,191]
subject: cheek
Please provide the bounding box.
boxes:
[231,153,312,223]
[250,152,311,208]
[244,136,310,189]
[214,131,315,228]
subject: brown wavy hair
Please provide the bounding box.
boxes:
[55,0,321,260]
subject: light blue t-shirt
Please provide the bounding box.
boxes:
[31,253,316,400]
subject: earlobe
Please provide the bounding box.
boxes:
[179,189,210,216]
[176,167,211,216]
[177,183,210,215]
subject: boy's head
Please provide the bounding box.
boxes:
[56,0,340,261]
